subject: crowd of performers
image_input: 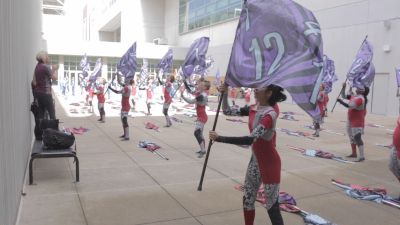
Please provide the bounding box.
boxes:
[45,69,400,225]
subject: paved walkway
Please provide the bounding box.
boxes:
[18,92,400,225]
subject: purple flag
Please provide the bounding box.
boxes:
[139,59,149,87]
[194,56,214,76]
[89,58,102,82]
[214,69,221,86]
[225,0,324,119]
[118,42,137,82]
[80,54,90,77]
[395,68,400,87]
[181,37,210,78]
[158,48,173,75]
[347,39,375,89]
[322,55,337,94]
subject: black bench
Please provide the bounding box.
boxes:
[29,141,79,185]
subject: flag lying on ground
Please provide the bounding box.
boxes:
[322,55,338,94]
[118,42,137,82]
[80,54,90,77]
[332,179,400,209]
[234,185,337,224]
[158,48,173,76]
[396,68,400,87]
[347,39,375,88]
[181,37,210,78]
[89,58,102,82]
[225,0,324,120]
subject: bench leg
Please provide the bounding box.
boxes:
[74,156,79,182]
[29,157,35,185]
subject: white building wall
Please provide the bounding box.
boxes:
[164,0,400,116]
[0,0,43,225]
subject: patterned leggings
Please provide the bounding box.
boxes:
[243,155,280,210]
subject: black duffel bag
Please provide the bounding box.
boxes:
[42,128,75,150]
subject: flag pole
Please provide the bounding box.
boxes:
[331,35,368,112]
[198,89,224,191]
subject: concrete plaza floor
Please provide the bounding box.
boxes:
[18,94,400,225]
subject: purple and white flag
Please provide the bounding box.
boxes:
[322,55,337,94]
[158,48,173,76]
[118,42,137,82]
[139,59,149,87]
[89,58,102,82]
[181,37,210,78]
[225,0,324,119]
[347,39,375,89]
[194,56,214,76]
[80,54,90,77]
[395,68,400,87]
[214,69,221,86]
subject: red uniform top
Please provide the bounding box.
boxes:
[245,89,251,103]
[195,92,208,123]
[348,95,366,128]
[324,93,329,109]
[146,87,153,100]
[317,91,326,117]
[121,85,131,112]
[248,105,281,184]
[96,85,105,103]
[164,81,173,104]
[393,117,400,159]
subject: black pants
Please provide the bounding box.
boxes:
[36,92,56,119]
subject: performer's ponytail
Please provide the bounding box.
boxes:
[267,84,287,106]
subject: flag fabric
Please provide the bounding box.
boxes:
[214,69,221,86]
[225,0,324,120]
[347,39,375,89]
[322,55,338,94]
[139,59,149,87]
[194,56,214,76]
[118,42,137,82]
[181,37,210,78]
[89,58,102,82]
[80,54,90,77]
[158,48,173,76]
[395,68,400,87]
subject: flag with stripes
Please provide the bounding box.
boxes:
[347,39,375,89]
[80,54,90,77]
[225,0,324,119]
[322,55,337,94]
[181,37,210,78]
[158,48,173,76]
[194,56,214,76]
[139,59,149,88]
[89,58,102,82]
[118,42,137,82]
[396,68,400,87]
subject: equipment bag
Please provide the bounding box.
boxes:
[42,128,75,150]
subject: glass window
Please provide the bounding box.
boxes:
[179,0,242,33]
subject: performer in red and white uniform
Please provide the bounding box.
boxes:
[230,87,238,106]
[210,84,286,225]
[109,78,133,140]
[181,78,210,158]
[94,78,106,122]
[158,75,175,127]
[146,80,154,115]
[313,84,327,137]
[245,88,252,106]
[389,117,400,192]
[337,84,369,161]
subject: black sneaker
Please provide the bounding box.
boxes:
[197,151,206,158]
[354,157,365,162]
